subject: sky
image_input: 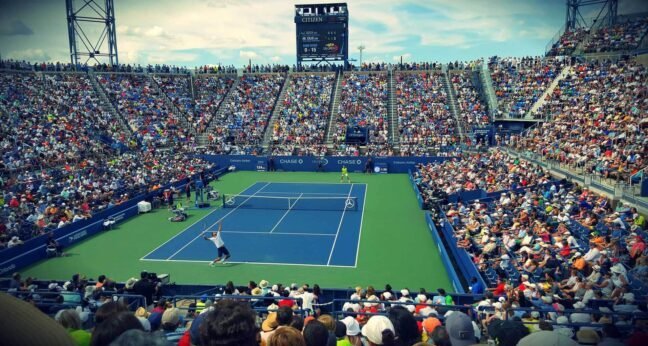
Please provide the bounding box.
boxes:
[1,0,647,67]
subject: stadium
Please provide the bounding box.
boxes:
[0,0,647,345]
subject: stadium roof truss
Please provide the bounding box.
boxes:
[66,0,119,67]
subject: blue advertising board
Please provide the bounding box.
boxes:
[200,155,458,174]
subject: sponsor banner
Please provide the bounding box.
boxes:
[200,155,459,174]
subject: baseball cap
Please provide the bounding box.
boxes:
[361,315,395,345]
[342,316,360,336]
[161,307,180,326]
[445,311,475,346]
[335,321,347,338]
[422,317,441,333]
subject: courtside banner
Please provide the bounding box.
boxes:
[200,155,459,174]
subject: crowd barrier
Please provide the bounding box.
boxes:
[0,167,226,275]
[199,155,458,174]
[438,212,487,292]
[425,214,465,293]
[407,169,424,209]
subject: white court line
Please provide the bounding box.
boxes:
[354,184,367,267]
[140,257,356,268]
[139,181,260,260]
[164,182,271,260]
[222,230,335,236]
[327,183,354,265]
[263,182,367,186]
[269,193,302,233]
[256,191,351,196]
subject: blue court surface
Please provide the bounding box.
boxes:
[141,182,366,267]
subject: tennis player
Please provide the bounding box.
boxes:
[203,221,231,265]
[340,165,351,183]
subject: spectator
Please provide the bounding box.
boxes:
[90,311,144,346]
[267,326,306,346]
[200,300,259,346]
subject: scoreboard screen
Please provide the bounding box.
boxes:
[295,3,348,62]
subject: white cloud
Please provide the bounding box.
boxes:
[239,50,259,59]
[271,56,281,62]
[6,48,51,61]
[392,53,411,61]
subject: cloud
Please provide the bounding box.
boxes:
[0,19,34,36]
[239,50,259,59]
[392,53,411,61]
[271,56,281,62]
[6,48,51,61]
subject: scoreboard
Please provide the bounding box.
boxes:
[295,3,348,63]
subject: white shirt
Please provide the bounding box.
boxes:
[209,233,224,248]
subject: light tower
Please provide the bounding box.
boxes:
[565,0,618,31]
[66,0,119,67]
[358,44,365,68]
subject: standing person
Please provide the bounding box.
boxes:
[340,165,351,183]
[365,157,374,174]
[268,156,276,172]
[185,182,191,202]
[203,221,231,265]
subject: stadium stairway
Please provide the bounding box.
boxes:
[88,71,134,136]
[148,74,195,136]
[387,69,399,149]
[442,70,466,143]
[261,73,292,153]
[526,65,571,118]
[479,62,500,120]
[325,70,344,146]
[197,75,241,145]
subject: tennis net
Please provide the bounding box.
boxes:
[221,194,358,211]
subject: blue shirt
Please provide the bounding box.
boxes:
[471,281,485,295]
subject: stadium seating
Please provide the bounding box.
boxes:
[332,72,389,155]
[192,75,235,133]
[395,71,458,156]
[206,73,286,155]
[510,58,647,182]
[489,57,565,119]
[269,73,335,156]
[449,70,490,132]
[584,17,648,53]
[97,74,191,148]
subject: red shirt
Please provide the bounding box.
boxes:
[493,282,506,296]
[278,299,294,308]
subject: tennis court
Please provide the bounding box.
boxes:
[141,182,366,267]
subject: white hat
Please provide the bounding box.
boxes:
[259,280,269,288]
[501,254,510,260]
[400,289,410,297]
[366,295,380,307]
[382,291,392,300]
[342,316,361,336]
[417,294,428,302]
[362,316,395,345]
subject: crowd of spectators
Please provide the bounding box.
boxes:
[1,151,213,247]
[511,58,647,182]
[207,74,285,155]
[194,64,238,74]
[0,72,127,174]
[449,71,490,131]
[584,17,648,53]
[153,75,194,123]
[269,73,335,156]
[413,150,551,199]
[97,74,192,148]
[332,73,389,155]
[4,268,647,345]
[489,56,566,119]
[395,72,457,156]
[438,172,647,324]
[547,28,589,56]
[192,75,235,133]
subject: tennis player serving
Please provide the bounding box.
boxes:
[203,221,231,265]
[340,165,351,183]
